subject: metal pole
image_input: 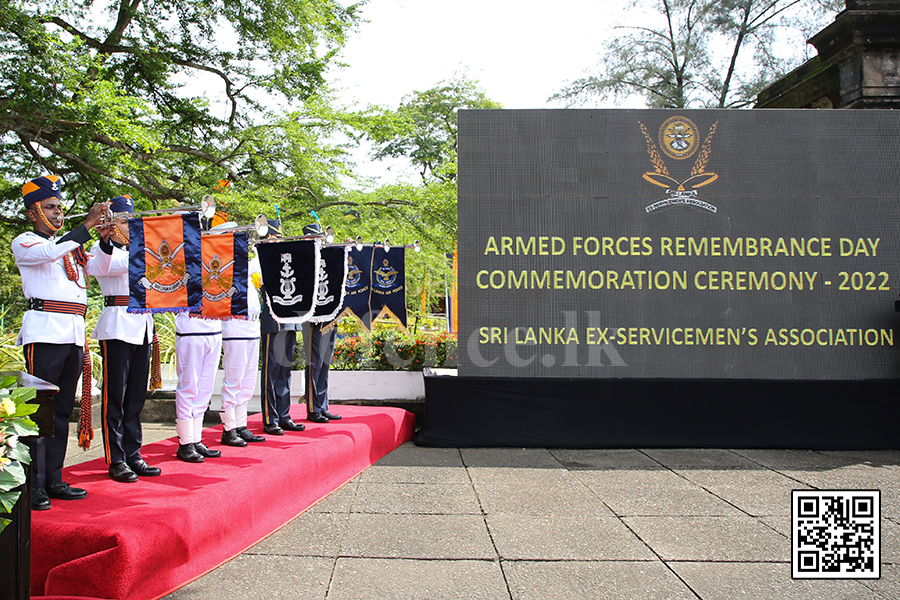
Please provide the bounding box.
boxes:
[302,321,312,417]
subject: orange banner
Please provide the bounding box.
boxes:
[197,231,249,319]
[128,213,203,313]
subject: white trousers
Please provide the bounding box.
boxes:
[220,337,260,411]
[175,333,222,420]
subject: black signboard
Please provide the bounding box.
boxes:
[458,109,900,380]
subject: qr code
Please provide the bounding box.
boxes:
[792,490,880,579]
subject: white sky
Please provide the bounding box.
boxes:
[330,0,629,111]
[328,0,642,183]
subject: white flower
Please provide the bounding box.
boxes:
[0,397,15,418]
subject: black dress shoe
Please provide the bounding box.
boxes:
[236,426,265,442]
[127,458,162,477]
[281,419,306,431]
[194,441,221,458]
[321,410,342,420]
[109,462,139,483]
[177,443,205,463]
[32,487,51,511]
[221,428,248,447]
[307,412,329,423]
[264,424,284,435]
[47,481,87,500]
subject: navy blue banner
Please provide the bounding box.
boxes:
[341,246,373,329]
[371,246,407,329]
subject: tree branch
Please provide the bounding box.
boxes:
[45,15,239,123]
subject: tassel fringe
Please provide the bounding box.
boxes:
[150,330,162,391]
[78,347,93,450]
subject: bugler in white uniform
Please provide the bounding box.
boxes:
[90,194,162,482]
[219,254,266,446]
[174,311,223,462]
[14,174,112,510]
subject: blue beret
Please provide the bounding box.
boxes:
[109,195,134,214]
[264,219,282,238]
[22,175,63,207]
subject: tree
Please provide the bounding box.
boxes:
[355,75,501,183]
[325,76,500,319]
[324,172,460,325]
[330,75,501,250]
[0,0,360,220]
[551,0,843,109]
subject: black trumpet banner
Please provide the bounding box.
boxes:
[311,245,350,324]
[257,238,319,323]
[341,246,374,329]
[370,246,407,329]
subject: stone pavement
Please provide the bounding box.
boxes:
[64,426,900,599]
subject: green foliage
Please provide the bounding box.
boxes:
[322,76,500,310]
[0,306,26,369]
[0,0,360,221]
[154,312,178,379]
[332,329,457,371]
[350,74,501,182]
[0,375,38,531]
[551,0,841,109]
[216,100,359,234]
[320,176,457,314]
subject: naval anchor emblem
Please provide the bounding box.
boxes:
[638,116,719,213]
[272,251,303,306]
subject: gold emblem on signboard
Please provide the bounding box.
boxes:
[638,118,719,213]
[659,116,699,159]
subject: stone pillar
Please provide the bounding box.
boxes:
[809,0,900,108]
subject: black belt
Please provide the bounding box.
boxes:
[27,298,87,317]
[175,331,222,337]
[104,295,130,307]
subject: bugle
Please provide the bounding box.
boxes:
[70,194,216,223]
[70,195,216,245]
[257,224,335,244]
[330,238,421,252]
[203,214,269,239]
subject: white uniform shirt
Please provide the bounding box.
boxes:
[90,241,155,344]
[13,229,112,347]
[222,255,261,338]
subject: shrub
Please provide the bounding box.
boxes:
[332,330,457,371]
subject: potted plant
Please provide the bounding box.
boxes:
[0,374,37,531]
[0,375,37,600]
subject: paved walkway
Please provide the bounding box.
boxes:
[65,425,899,599]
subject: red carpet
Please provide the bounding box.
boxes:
[30,405,415,600]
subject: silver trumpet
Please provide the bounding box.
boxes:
[203,214,269,239]
[69,195,217,245]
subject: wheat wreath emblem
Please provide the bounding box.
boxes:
[638,117,719,213]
